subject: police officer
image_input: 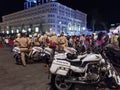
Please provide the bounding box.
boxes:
[14,33,21,47]
[33,33,40,46]
[17,33,29,66]
[45,32,51,47]
[58,32,68,51]
[50,32,58,47]
[39,32,46,48]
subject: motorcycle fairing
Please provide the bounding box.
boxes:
[13,47,20,53]
[50,60,70,76]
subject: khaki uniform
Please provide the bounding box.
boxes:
[39,35,46,47]
[14,37,21,47]
[45,36,51,47]
[51,36,58,44]
[58,36,68,50]
[33,37,40,46]
[17,37,29,66]
[50,35,58,49]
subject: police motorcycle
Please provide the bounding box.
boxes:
[49,46,120,90]
[13,47,21,64]
[104,44,120,67]
[12,46,53,65]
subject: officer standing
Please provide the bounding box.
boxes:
[50,32,58,48]
[39,32,46,48]
[17,33,29,66]
[58,32,68,51]
[45,32,51,47]
[14,33,21,47]
[33,33,40,46]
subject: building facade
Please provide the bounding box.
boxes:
[0,2,87,35]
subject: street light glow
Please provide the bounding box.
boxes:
[28,28,31,32]
[22,29,26,33]
[11,30,14,33]
[6,31,9,34]
[35,27,39,32]
[16,29,19,33]
[82,27,86,30]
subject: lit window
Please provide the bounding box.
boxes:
[35,27,39,32]
[11,30,14,33]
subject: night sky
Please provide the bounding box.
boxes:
[0,0,120,27]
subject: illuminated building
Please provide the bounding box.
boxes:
[24,0,37,9]
[0,1,87,35]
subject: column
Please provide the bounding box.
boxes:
[37,0,41,5]
[46,0,49,3]
[42,0,44,4]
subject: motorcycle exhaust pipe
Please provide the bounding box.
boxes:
[65,79,99,84]
[65,79,87,84]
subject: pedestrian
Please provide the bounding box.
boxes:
[5,37,9,47]
[8,37,14,51]
[118,33,120,48]
[113,33,119,48]
[0,37,4,48]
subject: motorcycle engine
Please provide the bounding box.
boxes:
[86,64,100,81]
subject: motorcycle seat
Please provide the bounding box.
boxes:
[66,54,87,62]
[68,59,82,66]
[67,54,87,66]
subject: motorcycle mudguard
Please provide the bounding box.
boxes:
[50,60,70,76]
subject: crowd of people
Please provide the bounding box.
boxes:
[0,31,120,67]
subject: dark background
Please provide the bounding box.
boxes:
[0,0,120,29]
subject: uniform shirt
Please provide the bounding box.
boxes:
[17,37,28,48]
[59,36,68,46]
[50,36,58,44]
[14,37,20,46]
[39,35,45,43]
[33,37,40,46]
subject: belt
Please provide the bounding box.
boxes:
[20,47,27,48]
[59,43,64,45]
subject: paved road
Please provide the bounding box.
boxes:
[0,47,119,90]
[0,47,50,90]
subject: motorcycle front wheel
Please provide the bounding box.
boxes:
[50,74,73,90]
[105,64,120,89]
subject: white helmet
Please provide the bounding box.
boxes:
[46,32,50,36]
[17,33,21,38]
[33,33,38,37]
[52,32,56,35]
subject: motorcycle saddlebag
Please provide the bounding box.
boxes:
[50,60,70,76]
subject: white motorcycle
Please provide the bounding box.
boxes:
[13,46,53,64]
[49,47,120,90]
